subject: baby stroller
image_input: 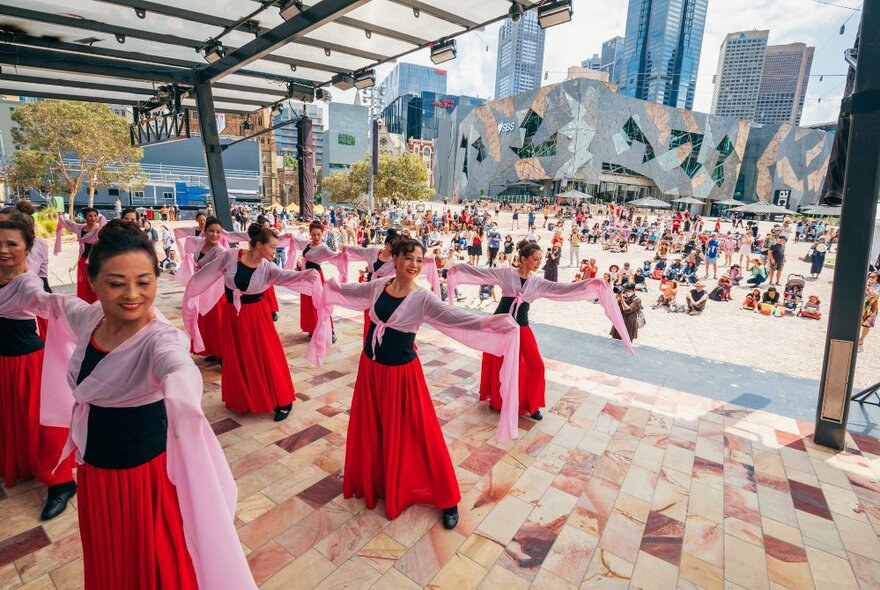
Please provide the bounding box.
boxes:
[783,274,805,315]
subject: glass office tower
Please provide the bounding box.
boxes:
[616,0,708,110]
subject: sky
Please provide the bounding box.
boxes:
[332,0,861,127]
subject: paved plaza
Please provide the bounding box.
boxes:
[3,210,880,589]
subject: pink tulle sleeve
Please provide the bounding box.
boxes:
[422,257,441,297]
[267,267,329,366]
[533,278,635,354]
[223,231,250,243]
[445,264,509,304]
[156,337,258,590]
[344,245,378,263]
[323,278,374,311]
[54,216,83,255]
[421,295,521,441]
[181,252,229,353]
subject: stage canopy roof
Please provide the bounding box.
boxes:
[0,0,539,115]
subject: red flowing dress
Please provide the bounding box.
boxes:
[345,289,460,519]
[77,233,98,304]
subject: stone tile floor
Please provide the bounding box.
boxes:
[3,291,880,589]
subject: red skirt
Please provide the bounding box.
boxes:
[190,297,224,359]
[480,325,545,415]
[220,298,295,414]
[300,268,332,334]
[344,354,460,520]
[265,285,279,313]
[0,350,74,488]
[37,317,48,341]
[78,453,199,590]
[76,257,98,303]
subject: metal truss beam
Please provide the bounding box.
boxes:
[197,0,369,83]
[0,87,139,105]
[0,73,153,96]
[386,0,478,29]
[0,44,193,84]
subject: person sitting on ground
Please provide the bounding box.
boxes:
[651,257,667,280]
[708,276,732,302]
[801,295,822,319]
[608,264,620,284]
[654,279,678,310]
[686,281,708,315]
[742,288,761,310]
[729,263,743,286]
[641,259,653,276]
[746,259,768,287]
[760,285,783,316]
[680,257,699,285]
[762,285,781,306]
[632,267,648,292]
[665,258,683,281]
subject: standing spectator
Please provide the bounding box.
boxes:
[611,286,642,341]
[809,236,828,279]
[527,209,536,230]
[568,228,581,267]
[767,235,787,285]
[161,249,179,274]
[543,245,561,282]
[486,225,501,267]
[160,204,168,221]
[686,281,708,315]
[860,273,880,352]
[114,197,122,218]
[143,220,159,244]
[703,234,720,279]
[160,225,174,259]
[738,232,754,267]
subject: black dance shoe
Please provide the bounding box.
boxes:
[442,506,459,530]
[273,403,293,422]
[331,331,337,344]
[272,312,279,322]
[530,410,543,421]
[41,481,77,521]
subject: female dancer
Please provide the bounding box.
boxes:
[323,238,520,529]
[1,201,52,340]
[183,223,328,421]
[176,217,226,362]
[447,240,632,421]
[291,220,344,340]
[0,210,75,520]
[53,207,107,302]
[225,215,283,321]
[13,220,256,589]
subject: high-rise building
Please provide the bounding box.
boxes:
[616,0,709,110]
[755,43,814,125]
[600,36,625,83]
[711,30,769,119]
[581,54,601,71]
[273,103,324,171]
[324,102,369,174]
[494,10,546,99]
[381,92,485,143]
[378,63,447,111]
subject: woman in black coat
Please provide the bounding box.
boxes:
[543,244,561,282]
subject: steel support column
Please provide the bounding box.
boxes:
[193,82,234,230]
[297,115,315,220]
[815,0,880,450]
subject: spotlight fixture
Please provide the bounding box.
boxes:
[200,39,225,63]
[331,73,355,91]
[430,38,457,65]
[115,33,126,43]
[134,7,146,19]
[354,69,376,90]
[509,1,523,23]
[271,104,283,117]
[278,0,303,21]
[290,64,297,72]
[537,0,573,29]
[413,7,420,17]
[316,88,332,102]
[324,48,331,57]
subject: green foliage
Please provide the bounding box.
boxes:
[33,208,59,239]
[12,100,144,214]
[283,155,298,168]
[319,152,434,209]
[5,150,62,197]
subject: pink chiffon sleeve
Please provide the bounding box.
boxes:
[181,252,229,353]
[421,257,441,297]
[533,278,635,354]
[323,278,374,311]
[156,337,258,590]
[267,267,329,366]
[54,216,83,255]
[445,264,508,304]
[421,295,522,441]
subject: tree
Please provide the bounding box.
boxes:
[4,150,62,200]
[375,152,434,207]
[12,100,144,214]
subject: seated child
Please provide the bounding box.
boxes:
[801,295,822,319]
[784,283,803,308]
[708,276,733,302]
[654,279,678,310]
[651,258,667,280]
[642,260,653,276]
[729,264,743,286]
[742,288,761,310]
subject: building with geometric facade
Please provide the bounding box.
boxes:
[449,77,832,212]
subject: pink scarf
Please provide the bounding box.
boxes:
[446,265,635,354]
[0,271,43,320]
[341,245,441,296]
[16,287,257,590]
[27,238,49,279]
[181,250,330,365]
[54,215,107,255]
[323,277,522,440]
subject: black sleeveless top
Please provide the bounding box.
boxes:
[365,256,387,282]
[225,260,264,304]
[493,277,530,327]
[303,246,321,271]
[0,282,44,357]
[81,228,93,259]
[364,290,417,365]
[77,338,167,469]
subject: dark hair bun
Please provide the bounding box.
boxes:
[89,219,159,279]
[308,220,324,232]
[247,223,263,240]
[204,216,222,229]
[384,228,399,244]
[14,200,36,216]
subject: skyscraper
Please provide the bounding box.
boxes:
[755,43,814,125]
[616,0,709,110]
[711,30,769,119]
[600,36,624,83]
[378,63,448,111]
[494,10,546,99]
[581,54,601,71]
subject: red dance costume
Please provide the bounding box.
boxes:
[221,254,294,414]
[55,216,105,304]
[347,289,459,518]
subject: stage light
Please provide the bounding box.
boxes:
[278,0,303,21]
[200,39,225,63]
[354,69,376,90]
[316,88,333,102]
[331,73,355,91]
[134,7,146,19]
[430,38,457,65]
[509,1,523,22]
[537,0,573,29]
[115,33,126,44]
[271,104,283,117]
